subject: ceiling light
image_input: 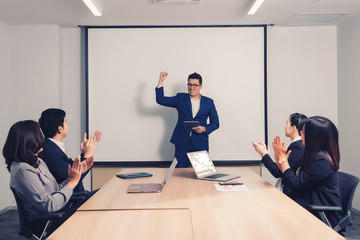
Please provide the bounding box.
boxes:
[248,0,264,15]
[83,0,102,16]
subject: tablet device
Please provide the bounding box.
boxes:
[184,121,199,132]
[116,172,153,179]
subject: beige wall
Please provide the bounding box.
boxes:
[263,25,338,186]
[338,15,360,210]
[0,24,84,209]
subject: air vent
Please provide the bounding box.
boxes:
[286,13,347,25]
[154,0,202,4]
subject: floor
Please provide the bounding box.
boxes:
[0,208,359,240]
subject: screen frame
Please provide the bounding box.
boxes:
[83,24,268,166]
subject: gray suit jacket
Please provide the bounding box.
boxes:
[10,159,73,216]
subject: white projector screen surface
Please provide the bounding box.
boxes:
[88,26,265,162]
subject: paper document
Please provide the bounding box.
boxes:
[214,183,249,192]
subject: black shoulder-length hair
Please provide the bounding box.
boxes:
[3,120,44,172]
[302,116,340,171]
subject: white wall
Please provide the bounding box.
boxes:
[263,26,338,185]
[338,15,360,210]
[0,24,84,208]
[0,21,11,210]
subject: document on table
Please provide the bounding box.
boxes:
[214,183,249,192]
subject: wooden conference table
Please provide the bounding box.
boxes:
[48,167,344,240]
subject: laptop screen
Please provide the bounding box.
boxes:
[161,158,178,186]
[187,151,216,177]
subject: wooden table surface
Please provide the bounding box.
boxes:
[51,167,344,240]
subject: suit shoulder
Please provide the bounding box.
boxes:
[201,95,215,103]
[176,92,188,97]
[289,140,303,150]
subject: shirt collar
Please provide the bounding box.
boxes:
[291,136,302,143]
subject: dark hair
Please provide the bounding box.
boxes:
[188,72,202,85]
[289,113,308,135]
[3,120,44,172]
[301,116,340,171]
[39,108,66,138]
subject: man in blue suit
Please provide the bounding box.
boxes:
[156,72,220,167]
[38,108,102,193]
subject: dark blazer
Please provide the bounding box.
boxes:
[156,86,219,150]
[38,138,89,193]
[261,139,304,198]
[282,153,341,227]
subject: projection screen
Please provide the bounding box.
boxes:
[87,26,266,163]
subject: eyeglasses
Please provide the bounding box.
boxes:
[187,83,200,88]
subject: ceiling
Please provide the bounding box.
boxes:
[0,0,360,27]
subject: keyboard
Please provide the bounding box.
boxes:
[141,183,162,192]
[205,173,228,179]
[127,183,163,193]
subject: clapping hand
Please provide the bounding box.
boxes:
[80,130,102,158]
[272,136,291,167]
[252,141,269,157]
[67,155,83,189]
[80,156,94,174]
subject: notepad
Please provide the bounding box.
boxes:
[116,172,153,179]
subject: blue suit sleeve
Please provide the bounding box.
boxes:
[262,141,304,179]
[204,99,219,135]
[155,86,177,108]
[262,154,283,178]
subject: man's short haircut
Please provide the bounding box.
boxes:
[39,108,66,138]
[188,72,202,85]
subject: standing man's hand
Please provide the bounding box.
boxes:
[193,126,206,134]
[158,71,168,87]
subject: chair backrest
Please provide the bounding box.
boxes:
[338,171,360,215]
[10,187,33,238]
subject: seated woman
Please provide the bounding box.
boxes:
[273,116,341,227]
[252,113,307,198]
[3,120,94,237]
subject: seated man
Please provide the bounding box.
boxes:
[38,108,102,194]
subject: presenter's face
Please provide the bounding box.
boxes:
[188,78,202,98]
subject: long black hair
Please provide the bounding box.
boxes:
[301,116,340,170]
[3,120,44,172]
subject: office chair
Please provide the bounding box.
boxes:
[309,171,359,233]
[11,188,86,240]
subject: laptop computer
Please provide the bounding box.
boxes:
[127,158,178,193]
[187,150,240,181]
